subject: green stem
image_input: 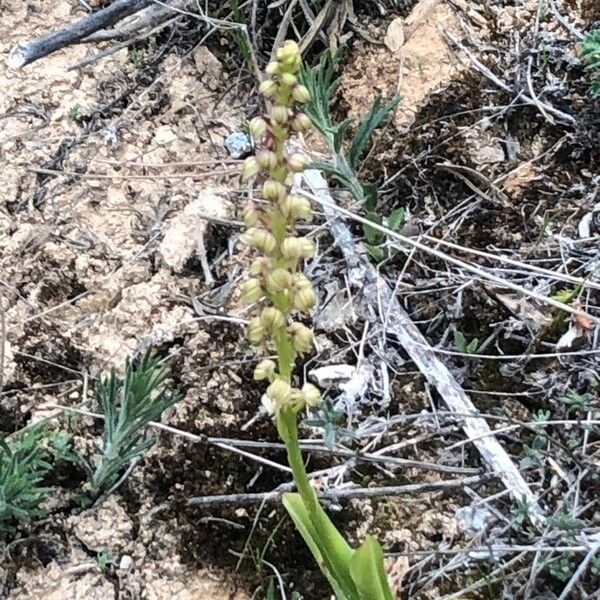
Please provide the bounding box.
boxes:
[278,408,318,514]
[273,330,318,514]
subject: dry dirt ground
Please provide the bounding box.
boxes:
[1,0,599,598]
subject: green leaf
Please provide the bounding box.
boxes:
[361,182,379,212]
[300,49,347,150]
[453,330,467,353]
[348,96,401,171]
[466,338,479,354]
[348,536,395,600]
[333,118,354,155]
[363,212,383,246]
[386,207,405,232]
[366,245,386,263]
[282,493,358,600]
[0,426,69,537]
[265,579,276,600]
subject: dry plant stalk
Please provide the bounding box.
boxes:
[239,40,394,600]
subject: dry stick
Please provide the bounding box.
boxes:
[30,166,238,180]
[7,0,153,69]
[301,168,547,526]
[70,15,180,71]
[48,404,293,474]
[82,0,182,42]
[187,475,483,507]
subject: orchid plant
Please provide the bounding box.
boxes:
[240,40,394,600]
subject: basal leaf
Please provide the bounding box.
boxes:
[386,207,405,232]
[282,492,358,600]
[349,536,395,600]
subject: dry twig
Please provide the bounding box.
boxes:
[187,475,484,507]
[8,0,153,68]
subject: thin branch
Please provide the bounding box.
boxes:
[8,0,153,69]
[187,475,484,507]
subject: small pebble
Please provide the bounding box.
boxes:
[225,132,252,158]
[119,555,133,570]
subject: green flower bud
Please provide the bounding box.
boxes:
[281,236,302,261]
[270,106,289,124]
[260,306,285,332]
[267,268,293,293]
[248,317,264,344]
[256,230,277,254]
[280,195,312,221]
[256,150,278,170]
[291,113,312,133]
[240,278,263,304]
[265,61,280,75]
[292,273,312,291]
[240,227,257,245]
[287,153,310,173]
[299,237,315,258]
[290,387,304,406]
[288,322,313,354]
[243,205,259,227]
[267,379,292,406]
[294,286,316,313]
[250,257,270,276]
[263,180,287,201]
[280,72,297,87]
[277,40,300,62]
[292,84,310,103]
[249,116,267,140]
[276,41,301,72]
[259,79,278,98]
[242,156,260,180]
[241,228,277,254]
[254,359,277,381]
[302,383,321,407]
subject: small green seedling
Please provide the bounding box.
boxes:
[83,350,180,499]
[549,510,583,538]
[96,549,114,572]
[0,427,74,538]
[363,207,406,263]
[519,434,546,470]
[303,398,352,450]
[68,104,83,122]
[453,330,480,355]
[548,555,574,582]
[562,390,594,412]
[532,409,551,423]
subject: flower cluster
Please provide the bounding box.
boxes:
[240,40,320,418]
